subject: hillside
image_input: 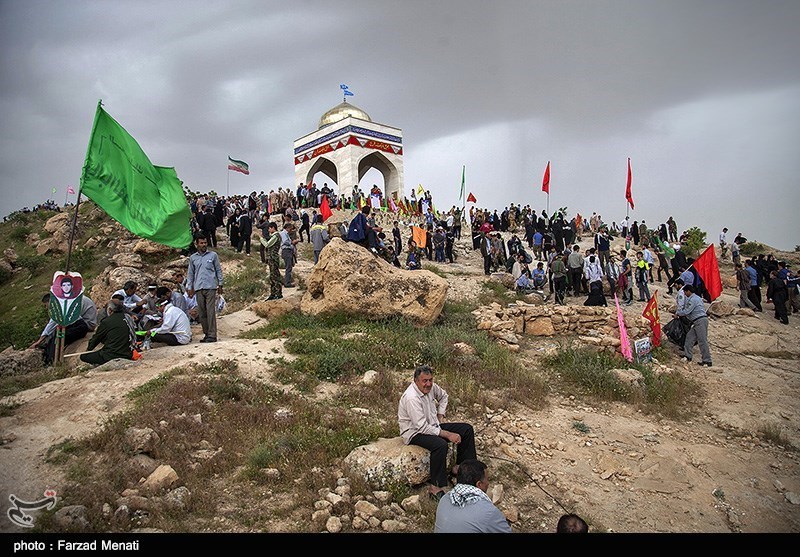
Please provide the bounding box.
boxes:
[1,205,799,535]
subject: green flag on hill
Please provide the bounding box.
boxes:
[79,102,192,248]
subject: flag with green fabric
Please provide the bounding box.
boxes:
[656,237,675,259]
[79,103,192,248]
[459,165,465,201]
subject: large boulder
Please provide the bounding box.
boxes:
[343,437,450,488]
[300,238,448,327]
[133,239,173,255]
[90,265,155,308]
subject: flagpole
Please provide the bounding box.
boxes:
[227,169,230,198]
[64,187,69,208]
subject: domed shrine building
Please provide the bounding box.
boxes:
[293,101,404,201]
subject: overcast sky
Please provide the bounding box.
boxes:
[1,0,798,250]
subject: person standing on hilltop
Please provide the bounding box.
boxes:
[667,216,678,243]
[186,233,223,343]
[766,270,789,325]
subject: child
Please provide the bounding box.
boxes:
[635,251,651,301]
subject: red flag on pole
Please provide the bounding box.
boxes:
[625,158,634,209]
[466,192,477,203]
[320,195,333,222]
[542,161,550,194]
[692,245,723,301]
[642,290,662,347]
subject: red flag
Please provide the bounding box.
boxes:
[625,158,634,209]
[642,290,662,347]
[320,195,333,222]
[542,161,550,194]
[693,245,723,301]
[466,192,477,203]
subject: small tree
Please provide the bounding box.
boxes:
[683,226,707,258]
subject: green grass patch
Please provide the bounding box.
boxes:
[422,263,448,278]
[541,346,702,418]
[241,307,546,410]
[0,401,21,417]
[739,241,767,257]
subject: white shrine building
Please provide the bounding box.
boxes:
[293,101,404,201]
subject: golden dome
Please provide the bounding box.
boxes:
[318,101,371,128]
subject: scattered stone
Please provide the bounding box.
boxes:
[785,492,800,505]
[361,370,379,385]
[124,427,160,456]
[52,505,90,532]
[400,495,421,513]
[141,464,178,494]
[326,516,343,533]
[381,519,406,532]
[161,486,191,511]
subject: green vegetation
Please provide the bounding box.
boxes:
[740,241,768,257]
[241,308,546,410]
[682,227,707,258]
[541,346,702,418]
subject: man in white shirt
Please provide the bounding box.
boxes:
[148,287,192,346]
[398,365,476,500]
[719,227,729,258]
[113,280,147,316]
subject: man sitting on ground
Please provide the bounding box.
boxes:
[398,365,476,501]
[147,286,192,346]
[434,459,512,533]
[30,293,98,365]
[79,297,137,366]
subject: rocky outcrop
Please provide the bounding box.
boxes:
[90,266,155,308]
[473,302,642,353]
[343,436,450,488]
[0,347,43,377]
[300,238,448,327]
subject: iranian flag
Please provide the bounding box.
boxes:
[228,156,250,175]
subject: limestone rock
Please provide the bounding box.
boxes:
[528,317,555,336]
[133,238,173,255]
[381,519,406,532]
[453,342,476,355]
[708,300,736,318]
[343,436,447,488]
[161,486,191,511]
[736,308,756,317]
[124,427,160,455]
[125,454,159,477]
[3,248,17,264]
[326,516,343,533]
[354,500,380,518]
[52,505,90,532]
[360,370,379,385]
[112,252,143,269]
[401,494,422,513]
[301,238,448,327]
[490,272,516,290]
[251,296,301,320]
[141,464,178,494]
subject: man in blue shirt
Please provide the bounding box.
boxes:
[186,234,223,343]
[533,230,544,260]
[675,285,712,366]
[744,259,763,311]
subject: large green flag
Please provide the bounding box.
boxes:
[459,165,465,201]
[79,103,192,248]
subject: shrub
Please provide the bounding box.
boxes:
[16,254,50,274]
[682,227,707,258]
[740,241,767,257]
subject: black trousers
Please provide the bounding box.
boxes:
[80,350,132,366]
[299,224,310,242]
[749,286,762,311]
[151,333,181,346]
[409,423,476,488]
[483,254,492,275]
[569,268,584,295]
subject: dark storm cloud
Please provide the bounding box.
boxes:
[1,0,798,248]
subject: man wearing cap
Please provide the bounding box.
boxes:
[148,287,192,345]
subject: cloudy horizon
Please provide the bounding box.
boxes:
[1,0,798,250]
